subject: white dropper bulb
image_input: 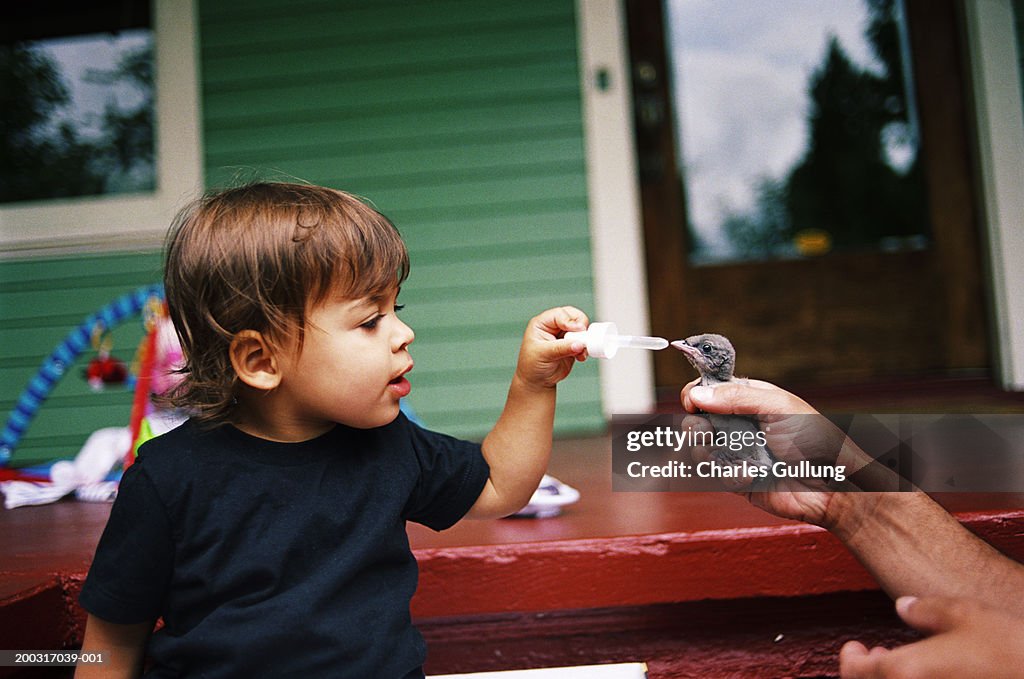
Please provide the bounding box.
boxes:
[563,322,669,359]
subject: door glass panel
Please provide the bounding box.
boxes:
[665,0,930,264]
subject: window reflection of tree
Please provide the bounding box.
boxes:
[0,38,154,204]
[687,0,929,262]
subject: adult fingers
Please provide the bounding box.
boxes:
[895,596,974,635]
[683,380,816,416]
[839,640,889,679]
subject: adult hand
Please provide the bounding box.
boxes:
[680,378,875,528]
[840,596,1024,678]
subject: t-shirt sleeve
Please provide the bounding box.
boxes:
[402,420,490,531]
[79,460,174,624]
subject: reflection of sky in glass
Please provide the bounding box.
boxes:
[35,29,151,140]
[666,0,880,258]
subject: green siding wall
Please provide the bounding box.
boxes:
[199,0,601,439]
[0,0,601,466]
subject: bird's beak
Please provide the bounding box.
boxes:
[671,341,703,369]
[671,340,699,358]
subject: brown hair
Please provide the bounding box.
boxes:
[162,182,410,423]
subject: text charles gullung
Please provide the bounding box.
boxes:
[626,458,847,483]
[622,426,846,483]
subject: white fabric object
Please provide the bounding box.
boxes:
[1,481,75,509]
[1,427,129,509]
[509,475,581,519]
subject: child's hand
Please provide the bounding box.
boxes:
[514,306,589,390]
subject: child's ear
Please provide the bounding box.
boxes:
[229,330,282,391]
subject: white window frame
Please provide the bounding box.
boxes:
[964,0,1024,390]
[576,0,657,416]
[0,0,203,258]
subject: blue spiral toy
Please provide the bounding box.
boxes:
[0,284,165,466]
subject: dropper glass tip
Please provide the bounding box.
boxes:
[618,335,670,350]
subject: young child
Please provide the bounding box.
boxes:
[76,182,590,678]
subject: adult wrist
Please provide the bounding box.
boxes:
[823,491,888,543]
[826,491,928,547]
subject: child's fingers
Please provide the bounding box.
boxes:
[534,306,588,338]
[545,336,587,361]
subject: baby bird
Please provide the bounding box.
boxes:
[672,333,775,469]
[671,333,736,387]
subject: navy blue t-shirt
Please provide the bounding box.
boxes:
[79,413,489,678]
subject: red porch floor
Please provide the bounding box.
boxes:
[3,429,1024,677]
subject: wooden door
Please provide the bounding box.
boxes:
[626,0,990,390]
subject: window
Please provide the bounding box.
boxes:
[665,0,930,264]
[2,4,154,204]
[0,0,201,256]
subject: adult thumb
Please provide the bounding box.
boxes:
[686,380,804,416]
[895,596,973,635]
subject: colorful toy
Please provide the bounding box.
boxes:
[1,286,191,505]
[84,324,128,390]
[0,284,163,474]
[126,301,187,467]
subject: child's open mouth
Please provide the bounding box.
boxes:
[388,367,413,398]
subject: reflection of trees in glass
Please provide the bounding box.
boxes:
[1,45,102,201]
[88,44,155,193]
[0,39,154,204]
[722,0,928,258]
[722,177,791,259]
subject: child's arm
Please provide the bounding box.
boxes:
[467,306,588,519]
[75,614,151,679]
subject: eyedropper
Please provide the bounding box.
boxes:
[564,322,669,359]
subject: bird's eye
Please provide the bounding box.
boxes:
[701,343,712,354]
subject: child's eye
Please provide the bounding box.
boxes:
[360,303,402,330]
[361,314,384,330]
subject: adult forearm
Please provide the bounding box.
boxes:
[827,491,1024,614]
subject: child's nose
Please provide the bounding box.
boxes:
[393,318,414,351]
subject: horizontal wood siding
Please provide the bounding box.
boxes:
[0,0,601,465]
[199,0,601,439]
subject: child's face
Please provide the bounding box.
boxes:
[271,287,414,432]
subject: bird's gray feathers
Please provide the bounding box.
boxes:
[672,331,774,468]
[707,413,774,467]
